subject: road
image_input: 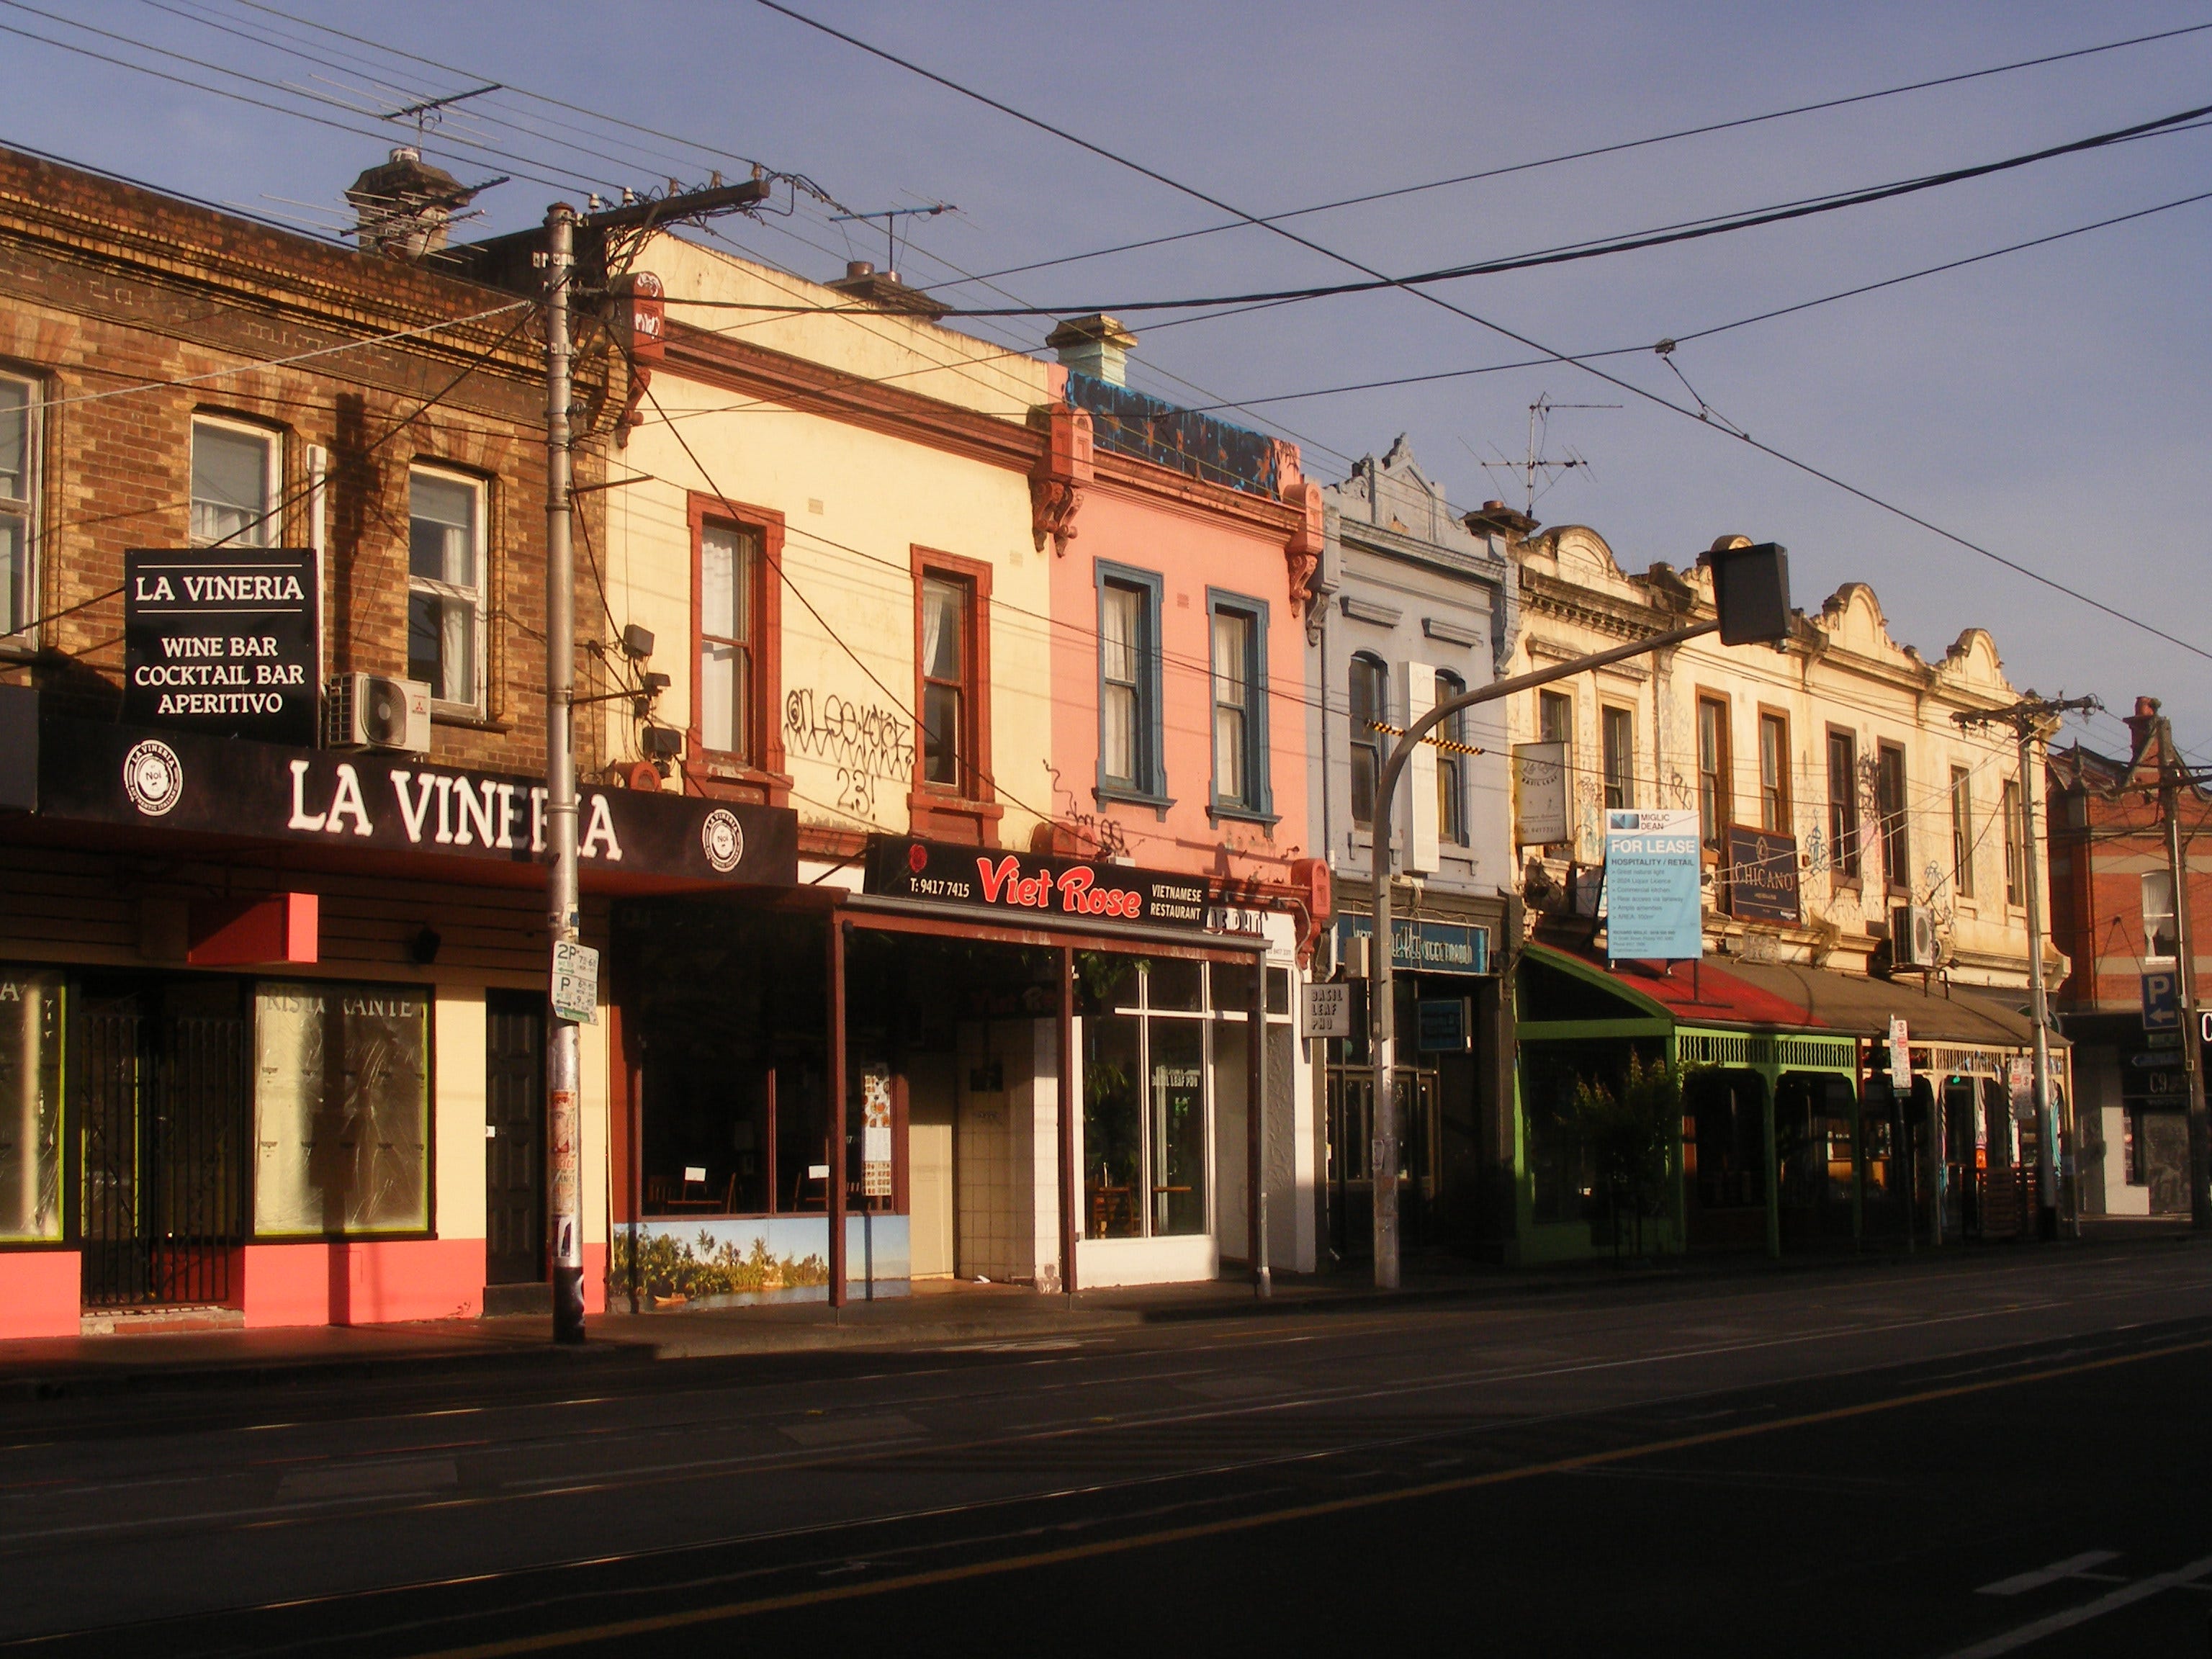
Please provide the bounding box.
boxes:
[6,1244,2212,1658]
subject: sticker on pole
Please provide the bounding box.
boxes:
[1888,1017,1912,1090]
[552,940,600,1025]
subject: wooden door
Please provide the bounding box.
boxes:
[906,1053,956,1278]
[484,992,544,1285]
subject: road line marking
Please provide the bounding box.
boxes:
[395,1335,2212,1658]
[1946,1552,2212,1656]
[1977,1550,2121,1596]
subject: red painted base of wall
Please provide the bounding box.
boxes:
[0,1251,80,1337]
[584,1243,607,1316]
[240,1239,485,1328]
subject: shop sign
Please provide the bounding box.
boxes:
[2008,1056,2034,1121]
[1888,1017,1912,1089]
[551,941,599,1024]
[1334,916,1491,976]
[862,835,1209,931]
[2203,1009,2212,1046]
[1416,997,1471,1053]
[1604,809,1702,961]
[1723,824,1801,925]
[1513,741,1568,845]
[1302,981,1354,1040]
[36,715,797,886]
[2142,968,2181,1030]
[861,1067,894,1197]
[124,548,319,746]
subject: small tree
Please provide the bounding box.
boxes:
[1570,1055,1691,1262]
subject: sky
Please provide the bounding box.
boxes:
[3,0,2208,763]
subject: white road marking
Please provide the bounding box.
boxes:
[1947,1552,2212,1656]
[276,1457,459,1500]
[1976,1550,2121,1596]
[778,1413,925,1448]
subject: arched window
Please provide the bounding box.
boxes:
[1435,670,1467,845]
[1349,654,1388,828]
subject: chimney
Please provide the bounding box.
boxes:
[826,258,948,320]
[2125,694,2164,777]
[1046,313,1136,387]
[1463,498,1539,542]
[345,146,473,259]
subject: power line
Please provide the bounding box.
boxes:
[757,0,2212,671]
[942,19,2212,288]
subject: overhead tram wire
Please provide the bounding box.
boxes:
[940,18,2212,288]
[757,0,2212,671]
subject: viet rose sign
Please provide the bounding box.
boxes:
[976,854,1146,919]
[863,835,1210,930]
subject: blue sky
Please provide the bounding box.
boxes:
[5,0,2208,757]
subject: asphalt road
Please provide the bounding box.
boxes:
[7,1244,2212,1658]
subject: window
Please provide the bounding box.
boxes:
[1349,654,1388,829]
[190,418,277,547]
[696,520,760,761]
[2002,778,2026,906]
[1950,766,1975,899]
[1601,704,1635,811]
[1208,595,1270,817]
[1438,670,1469,843]
[1827,729,1861,883]
[0,373,32,637]
[1876,742,1910,893]
[2143,871,2179,962]
[917,573,974,791]
[1697,696,1731,848]
[1098,567,1164,799]
[0,970,63,1242]
[408,469,485,709]
[1758,711,1789,832]
[252,981,429,1236]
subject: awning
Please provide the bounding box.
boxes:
[1520,939,1828,1033]
[1714,957,2062,1051]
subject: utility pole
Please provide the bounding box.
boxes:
[1365,541,1789,1287]
[542,202,585,1343]
[2154,709,2211,1231]
[1954,692,2096,1241]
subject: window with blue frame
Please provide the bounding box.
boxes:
[1097,564,1165,801]
[1208,590,1271,818]
[1436,669,1467,845]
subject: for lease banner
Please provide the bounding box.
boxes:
[1604,809,1703,961]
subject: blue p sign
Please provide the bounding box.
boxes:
[2143,969,2182,1030]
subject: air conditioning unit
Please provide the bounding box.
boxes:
[1891,904,1938,969]
[325,673,430,753]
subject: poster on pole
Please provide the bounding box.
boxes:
[1603,809,1701,961]
[1888,1017,1912,1090]
[1513,742,1568,846]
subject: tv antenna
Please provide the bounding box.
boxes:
[1480,393,1618,516]
[381,83,503,141]
[827,202,956,277]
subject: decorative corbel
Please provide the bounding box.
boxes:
[1030,402,1094,555]
[1284,477,1324,616]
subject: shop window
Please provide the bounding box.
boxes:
[1876,742,1910,894]
[1758,711,1790,832]
[408,468,486,712]
[1098,566,1164,799]
[2143,871,2179,962]
[1148,1021,1205,1236]
[1826,727,1861,883]
[1438,670,1468,843]
[1950,766,1975,899]
[190,417,278,547]
[0,971,63,1242]
[252,982,429,1236]
[1209,594,1271,817]
[0,372,34,639]
[1350,654,1388,828]
[1696,695,1731,848]
[1084,1013,1143,1238]
[1601,703,1635,811]
[2002,778,2026,907]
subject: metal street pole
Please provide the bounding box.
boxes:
[543,202,585,1343]
[2159,714,2210,1231]
[2015,720,2064,1238]
[1367,618,1722,1288]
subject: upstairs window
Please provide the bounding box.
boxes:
[1349,654,1388,829]
[1601,704,1635,811]
[918,573,974,792]
[696,520,760,763]
[1098,568,1164,799]
[1209,595,1269,817]
[1758,711,1790,832]
[0,374,31,637]
[1827,729,1861,882]
[190,418,277,547]
[1696,696,1731,848]
[2002,778,2026,906]
[1438,670,1468,844]
[1876,742,1910,894]
[408,469,485,711]
[2143,870,2179,962]
[1950,766,1975,899]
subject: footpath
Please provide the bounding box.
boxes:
[1,1228,2195,1401]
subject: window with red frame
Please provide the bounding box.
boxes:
[918,571,975,793]
[697,520,760,763]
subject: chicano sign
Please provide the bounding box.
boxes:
[1723,824,1802,925]
[35,715,796,887]
[863,835,1210,931]
[123,548,319,746]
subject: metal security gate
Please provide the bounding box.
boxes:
[79,1015,249,1308]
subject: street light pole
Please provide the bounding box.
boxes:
[543,202,585,1344]
[2157,712,2210,1231]
[1366,618,1721,1288]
